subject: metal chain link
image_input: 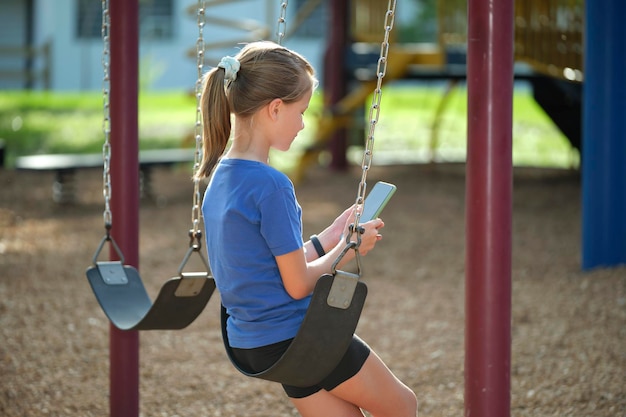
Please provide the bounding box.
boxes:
[276,1,288,45]
[101,0,112,230]
[350,0,397,235]
[190,0,206,245]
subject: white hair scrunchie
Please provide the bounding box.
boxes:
[218,56,240,82]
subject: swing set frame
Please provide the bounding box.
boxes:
[94,1,519,416]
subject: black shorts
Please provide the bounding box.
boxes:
[231,335,371,398]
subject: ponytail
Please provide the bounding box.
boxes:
[195,67,231,179]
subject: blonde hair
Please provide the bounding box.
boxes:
[195,41,317,179]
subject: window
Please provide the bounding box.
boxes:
[76,0,174,40]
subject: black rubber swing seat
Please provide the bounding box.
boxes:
[86,261,215,331]
[221,272,368,387]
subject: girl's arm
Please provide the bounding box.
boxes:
[303,205,357,261]
[278,215,384,300]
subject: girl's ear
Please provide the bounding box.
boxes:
[267,98,283,121]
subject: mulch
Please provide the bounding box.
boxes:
[1,163,624,416]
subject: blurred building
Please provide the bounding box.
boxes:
[0,0,330,91]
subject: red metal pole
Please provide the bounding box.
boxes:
[109,1,140,416]
[325,0,348,170]
[465,0,514,415]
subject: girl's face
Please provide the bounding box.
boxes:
[272,89,313,152]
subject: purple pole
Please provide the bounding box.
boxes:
[465,0,514,415]
[109,1,140,416]
[325,0,348,170]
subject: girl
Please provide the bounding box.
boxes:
[197,41,417,417]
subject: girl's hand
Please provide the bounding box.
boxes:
[345,218,384,256]
[314,205,384,261]
[330,205,357,242]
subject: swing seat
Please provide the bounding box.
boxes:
[86,261,215,331]
[221,272,367,387]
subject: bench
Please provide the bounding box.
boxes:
[15,148,196,203]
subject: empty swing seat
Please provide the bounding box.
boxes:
[86,261,215,331]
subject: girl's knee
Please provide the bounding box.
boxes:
[401,386,418,417]
[410,390,419,416]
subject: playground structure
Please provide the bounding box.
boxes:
[94,1,624,417]
[294,0,585,179]
[440,0,583,81]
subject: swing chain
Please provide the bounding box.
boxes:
[92,229,126,266]
[178,228,211,276]
[331,240,362,276]
[333,223,364,274]
[101,0,112,228]
[349,0,396,238]
[188,228,203,250]
[276,1,288,45]
[190,0,206,239]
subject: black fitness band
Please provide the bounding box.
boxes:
[310,234,325,257]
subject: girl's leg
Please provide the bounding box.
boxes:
[289,390,365,417]
[329,349,418,417]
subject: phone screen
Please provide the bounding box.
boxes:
[359,182,397,222]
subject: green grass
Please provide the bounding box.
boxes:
[0,86,578,172]
[0,91,195,164]
[339,83,577,169]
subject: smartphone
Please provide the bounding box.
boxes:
[359,181,397,222]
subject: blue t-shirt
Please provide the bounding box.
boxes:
[202,159,311,348]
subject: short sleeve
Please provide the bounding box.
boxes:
[259,186,303,257]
